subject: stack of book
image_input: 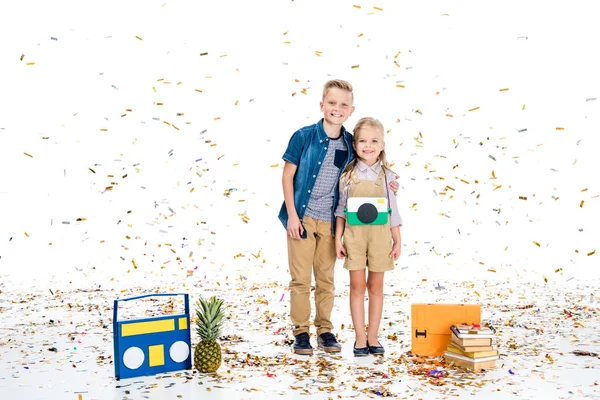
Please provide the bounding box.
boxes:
[444,324,498,371]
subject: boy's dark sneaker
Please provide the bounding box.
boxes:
[293,332,313,355]
[317,332,342,353]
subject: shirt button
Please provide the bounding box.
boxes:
[313,175,316,178]
[308,190,311,193]
[302,205,306,208]
[324,147,327,150]
[318,162,321,165]
[320,140,323,143]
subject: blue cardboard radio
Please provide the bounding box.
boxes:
[113,293,192,380]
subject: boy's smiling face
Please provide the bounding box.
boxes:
[320,88,355,128]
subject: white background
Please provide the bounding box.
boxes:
[1,0,599,284]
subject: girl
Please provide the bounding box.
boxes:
[334,117,402,356]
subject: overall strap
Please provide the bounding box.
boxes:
[383,169,392,214]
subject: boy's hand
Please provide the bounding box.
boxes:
[389,241,401,260]
[389,176,400,196]
[335,240,347,259]
[287,215,304,240]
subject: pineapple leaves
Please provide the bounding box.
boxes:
[195,296,225,342]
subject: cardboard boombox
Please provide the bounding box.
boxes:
[113,293,192,380]
[411,303,481,356]
[345,197,391,225]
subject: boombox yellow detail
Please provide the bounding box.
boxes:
[121,319,175,336]
[148,344,165,367]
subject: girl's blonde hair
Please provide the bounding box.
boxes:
[340,117,395,191]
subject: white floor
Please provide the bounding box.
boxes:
[1,266,598,400]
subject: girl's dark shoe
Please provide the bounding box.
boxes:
[353,341,369,357]
[367,340,385,355]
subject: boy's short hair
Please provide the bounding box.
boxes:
[323,79,353,101]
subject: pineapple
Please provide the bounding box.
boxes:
[193,296,224,373]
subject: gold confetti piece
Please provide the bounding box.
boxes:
[234,100,239,105]
[214,117,220,120]
[24,152,33,158]
[24,232,29,237]
[195,89,203,92]
[200,52,208,56]
[353,5,361,8]
[460,179,469,184]
[394,51,400,58]
[89,168,96,173]
[556,127,564,130]
[315,50,322,56]
[374,6,383,11]
[474,291,480,297]
[555,268,562,273]
[100,128,108,131]
[491,170,496,179]
[351,65,360,68]
[270,164,279,168]
[394,61,400,68]
[522,104,526,110]
[493,185,502,191]
[26,62,35,65]
[76,217,87,221]
[543,276,548,283]
[580,200,584,208]
[446,113,453,117]
[291,92,296,96]
[499,88,509,91]
[533,241,541,247]
[283,31,288,35]
[135,36,143,40]
[20,54,25,61]
[588,250,596,256]
[488,269,496,272]
[357,33,363,37]
[217,155,224,160]
[468,106,480,112]
[283,41,291,44]
[574,321,585,328]
[396,84,405,88]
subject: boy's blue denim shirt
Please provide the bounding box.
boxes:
[278,119,354,237]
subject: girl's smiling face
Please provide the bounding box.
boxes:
[353,125,385,166]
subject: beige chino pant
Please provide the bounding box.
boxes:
[287,215,336,337]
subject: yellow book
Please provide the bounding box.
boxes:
[446,344,498,358]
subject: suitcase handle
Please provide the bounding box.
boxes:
[415,329,427,338]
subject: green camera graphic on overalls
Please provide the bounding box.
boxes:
[344,197,391,225]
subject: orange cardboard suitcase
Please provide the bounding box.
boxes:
[411,303,480,356]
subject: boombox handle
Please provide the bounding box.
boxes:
[113,293,190,323]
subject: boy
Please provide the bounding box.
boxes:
[278,79,355,355]
[278,80,398,355]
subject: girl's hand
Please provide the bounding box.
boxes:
[389,241,401,260]
[335,240,347,259]
[389,177,400,196]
